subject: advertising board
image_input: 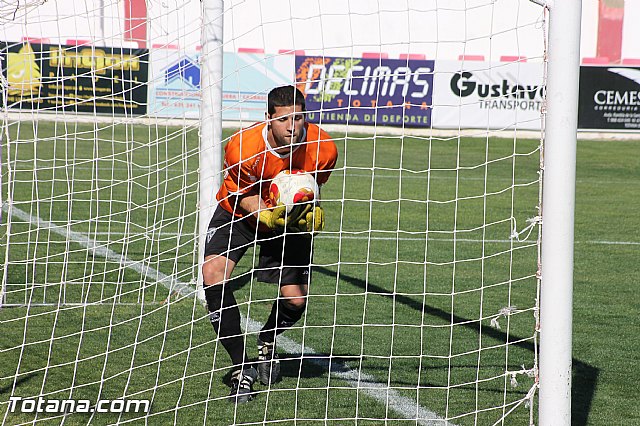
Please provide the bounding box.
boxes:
[431,61,544,131]
[2,41,148,116]
[148,51,294,121]
[148,49,200,119]
[295,56,434,128]
[578,66,640,130]
[222,52,295,122]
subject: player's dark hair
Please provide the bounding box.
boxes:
[268,85,306,115]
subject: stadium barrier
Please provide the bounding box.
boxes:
[2,41,639,131]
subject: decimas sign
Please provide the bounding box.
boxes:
[295,56,434,128]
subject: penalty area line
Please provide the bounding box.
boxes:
[5,204,453,426]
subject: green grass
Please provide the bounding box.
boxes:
[0,120,637,425]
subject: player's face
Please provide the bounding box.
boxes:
[268,105,305,148]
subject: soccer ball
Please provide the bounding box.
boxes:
[269,169,318,214]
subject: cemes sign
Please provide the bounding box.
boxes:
[578,66,640,130]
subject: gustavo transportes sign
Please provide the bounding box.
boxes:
[431,60,545,131]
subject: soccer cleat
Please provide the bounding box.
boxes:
[257,338,281,385]
[228,367,258,404]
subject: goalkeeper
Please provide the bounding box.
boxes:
[202,86,338,404]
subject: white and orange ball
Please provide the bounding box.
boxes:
[269,169,319,214]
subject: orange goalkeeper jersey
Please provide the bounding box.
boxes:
[216,121,338,220]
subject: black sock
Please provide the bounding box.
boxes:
[205,285,248,367]
[259,299,306,343]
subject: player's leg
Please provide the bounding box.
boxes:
[257,283,308,385]
[203,254,248,368]
[255,233,312,385]
[259,282,308,343]
[203,207,256,403]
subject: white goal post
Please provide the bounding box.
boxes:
[0,0,581,424]
[537,0,581,424]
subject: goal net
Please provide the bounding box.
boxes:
[1,0,547,424]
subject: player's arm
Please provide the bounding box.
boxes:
[236,191,282,230]
[236,191,265,216]
[225,143,307,231]
[294,134,337,233]
[314,132,339,185]
[309,134,337,232]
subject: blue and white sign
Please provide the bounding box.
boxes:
[166,58,201,89]
[148,49,201,119]
[222,52,295,122]
[148,50,295,121]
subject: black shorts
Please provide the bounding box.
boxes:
[204,206,313,285]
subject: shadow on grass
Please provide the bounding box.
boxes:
[0,373,39,396]
[284,356,531,396]
[312,266,599,426]
[226,264,597,425]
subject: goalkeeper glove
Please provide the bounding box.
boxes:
[292,205,324,233]
[258,204,312,231]
[258,205,287,231]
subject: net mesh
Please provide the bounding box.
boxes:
[0,0,546,424]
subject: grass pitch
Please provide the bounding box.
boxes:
[0,120,638,425]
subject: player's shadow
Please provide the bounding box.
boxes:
[279,356,529,397]
[312,266,599,426]
[219,355,352,385]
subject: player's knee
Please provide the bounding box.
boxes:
[202,255,234,285]
[202,261,220,286]
[281,296,307,312]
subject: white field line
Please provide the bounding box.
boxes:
[5,205,195,299]
[243,316,452,426]
[322,236,640,246]
[584,240,640,246]
[38,229,640,246]
[9,163,633,185]
[5,204,453,426]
